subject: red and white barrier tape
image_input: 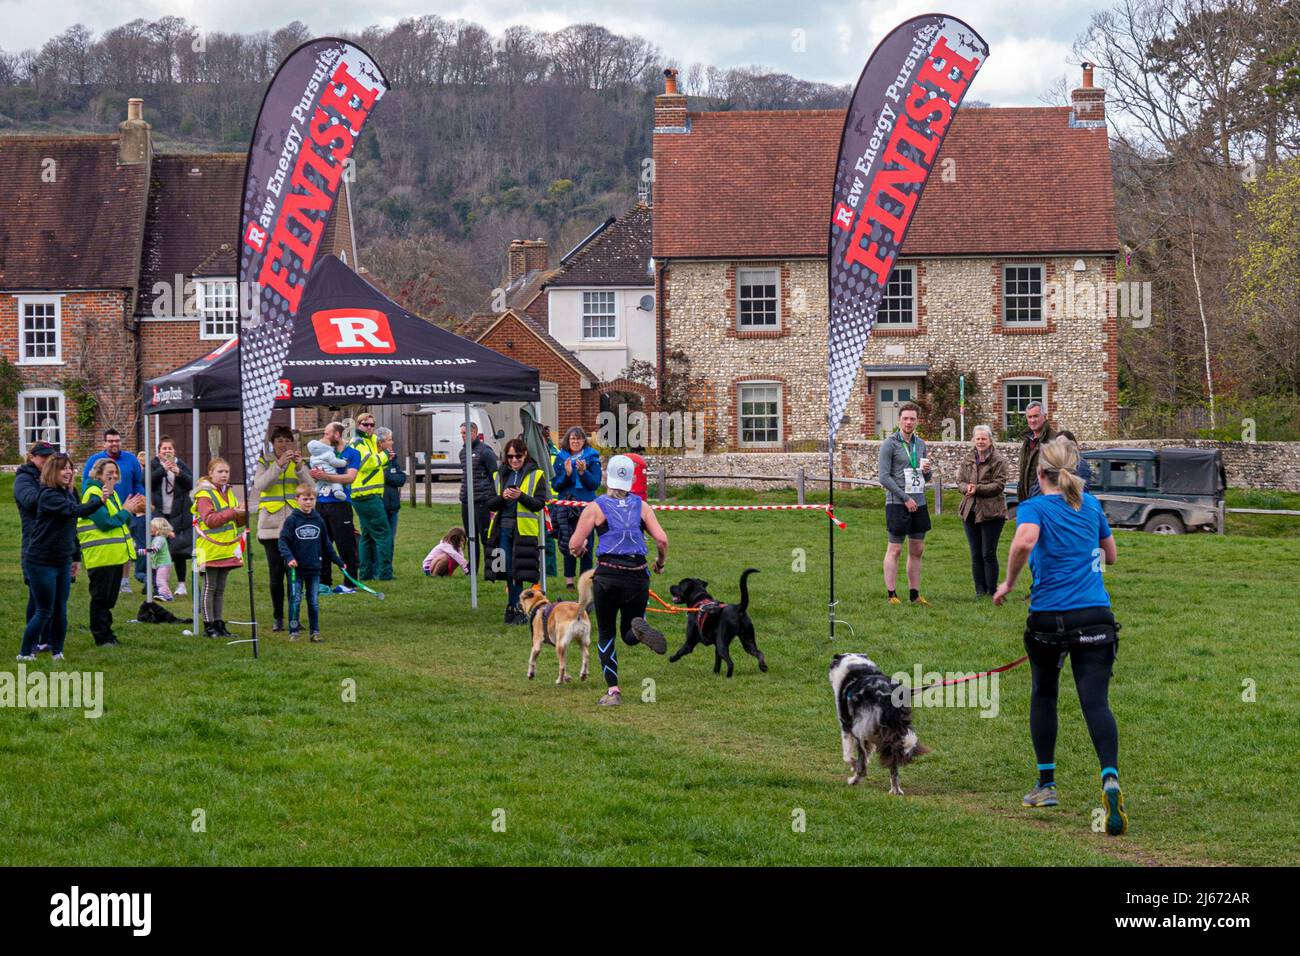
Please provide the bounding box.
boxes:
[546,500,846,530]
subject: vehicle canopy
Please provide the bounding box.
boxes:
[1157,448,1226,496]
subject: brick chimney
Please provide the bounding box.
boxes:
[1070,62,1106,126]
[654,68,689,133]
[506,238,549,284]
[118,97,152,165]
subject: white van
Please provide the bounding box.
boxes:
[418,404,504,479]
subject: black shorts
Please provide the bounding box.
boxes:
[885,503,931,543]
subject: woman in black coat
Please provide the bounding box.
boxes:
[484,438,547,625]
[150,436,194,590]
[19,454,123,661]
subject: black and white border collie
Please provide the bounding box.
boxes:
[828,653,929,794]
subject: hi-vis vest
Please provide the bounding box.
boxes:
[350,433,388,499]
[76,485,136,569]
[491,468,545,538]
[191,486,243,567]
[256,457,300,515]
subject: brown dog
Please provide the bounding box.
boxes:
[520,570,595,684]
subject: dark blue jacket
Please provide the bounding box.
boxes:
[383,453,407,513]
[27,487,102,567]
[551,445,602,501]
[278,508,344,574]
[15,461,41,563]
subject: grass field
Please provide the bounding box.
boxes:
[2,474,1298,866]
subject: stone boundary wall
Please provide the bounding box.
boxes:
[645,440,1300,492]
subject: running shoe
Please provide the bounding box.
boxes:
[119,580,132,594]
[309,632,324,643]
[288,628,301,642]
[598,690,622,706]
[630,617,666,654]
[16,654,36,662]
[1022,783,1059,807]
[52,653,64,661]
[175,583,187,597]
[887,595,902,605]
[1102,781,1129,835]
[911,595,931,607]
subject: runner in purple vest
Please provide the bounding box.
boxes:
[567,455,669,707]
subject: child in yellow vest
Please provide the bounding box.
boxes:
[191,458,248,639]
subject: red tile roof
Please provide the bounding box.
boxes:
[548,203,653,288]
[652,107,1118,259]
[0,134,150,289]
[137,154,246,306]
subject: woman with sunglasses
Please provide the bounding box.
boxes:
[485,439,548,625]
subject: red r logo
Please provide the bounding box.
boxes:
[244,222,266,252]
[832,202,855,231]
[276,379,292,399]
[311,308,396,354]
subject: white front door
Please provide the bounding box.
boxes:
[876,380,919,438]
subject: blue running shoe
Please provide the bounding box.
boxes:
[1022,783,1059,807]
[1102,781,1128,835]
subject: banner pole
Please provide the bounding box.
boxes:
[828,434,836,642]
[239,412,259,660]
[192,409,200,631]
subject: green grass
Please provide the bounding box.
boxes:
[3,475,1298,865]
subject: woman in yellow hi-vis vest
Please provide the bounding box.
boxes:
[253,426,302,631]
[78,458,146,646]
[191,458,248,639]
[484,438,547,625]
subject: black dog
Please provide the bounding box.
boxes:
[667,569,766,677]
[137,601,192,625]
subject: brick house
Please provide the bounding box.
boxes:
[461,203,657,434]
[651,66,1120,450]
[1,97,355,469]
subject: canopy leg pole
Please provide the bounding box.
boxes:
[144,410,154,603]
[465,403,477,611]
[192,409,200,632]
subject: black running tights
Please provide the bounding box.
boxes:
[1024,607,1120,773]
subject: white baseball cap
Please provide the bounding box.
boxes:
[606,454,636,492]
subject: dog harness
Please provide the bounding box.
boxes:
[693,599,726,631]
[528,600,560,639]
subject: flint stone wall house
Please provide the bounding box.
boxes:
[0,98,355,471]
[461,203,656,435]
[651,66,1119,451]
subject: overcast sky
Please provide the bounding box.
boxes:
[0,0,1109,105]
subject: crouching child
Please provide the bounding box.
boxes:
[278,484,345,643]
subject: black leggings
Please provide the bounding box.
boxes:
[1024,607,1119,774]
[260,538,287,619]
[962,515,1005,594]
[593,569,649,688]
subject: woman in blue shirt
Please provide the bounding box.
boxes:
[551,426,602,588]
[994,438,1127,836]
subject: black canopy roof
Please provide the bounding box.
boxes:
[144,255,539,413]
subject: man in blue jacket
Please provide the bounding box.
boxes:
[81,428,146,594]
